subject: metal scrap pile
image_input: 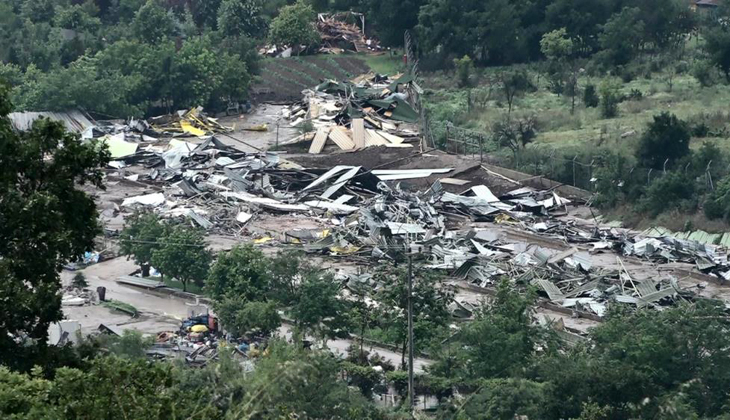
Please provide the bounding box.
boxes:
[148,107,233,136]
[109,137,284,235]
[106,138,727,319]
[282,74,422,154]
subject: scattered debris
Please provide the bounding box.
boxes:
[281,74,421,154]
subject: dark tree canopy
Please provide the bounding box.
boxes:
[636,112,691,169]
[0,86,109,367]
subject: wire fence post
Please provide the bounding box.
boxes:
[707,160,714,191]
[589,159,595,190]
[572,155,578,187]
[479,135,484,163]
[446,124,451,153]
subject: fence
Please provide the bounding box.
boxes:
[441,122,498,162]
[439,119,720,194]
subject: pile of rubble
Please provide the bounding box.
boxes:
[102,126,730,320]
[317,13,381,54]
[282,74,422,154]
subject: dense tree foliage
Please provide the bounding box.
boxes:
[0,341,386,419]
[120,212,169,276]
[636,112,691,169]
[0,86,109,369]
[269,0,320,52]
[151,225,211,292]
[372,265,452,367]
[0,0,257,117]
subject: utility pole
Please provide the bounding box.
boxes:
[407,246,415,411]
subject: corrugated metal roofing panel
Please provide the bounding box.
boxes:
[8,110,94,133]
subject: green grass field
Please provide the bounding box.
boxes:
[359,52,406,75]
[422,67,730,157]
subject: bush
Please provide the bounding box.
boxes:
[626,88,643,101]
[453,55,474,87]
[71,272,88,289]
[583,84,599,108]
[636,112,691,169]
[640,172,696,216]
[705,176,730,220]
[599,79,621,118]
[693,59,716,87]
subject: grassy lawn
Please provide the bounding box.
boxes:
[359,52,406,75]
[422,68,730,156]
[146,276,205,294]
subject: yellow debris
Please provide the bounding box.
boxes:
[253,236,273,244]
[190,325,209,333]
[331,246,361,255]
[495,214,518,225]
[180,121,206,136]
[243,124,268,132]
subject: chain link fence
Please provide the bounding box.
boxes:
[438,119,721,195]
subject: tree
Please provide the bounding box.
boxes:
[705,175,730,220]
[96,330,154,359]
[704,23,730,83]
[636,112,691,169]
[171,35,251,110]
[216,299,281,337]
[417,0,524,64]
[289,271,349,346]
[540,28,580,113]
[268,250,312,305]
[151,225,211,292]
[71,272,89,289]
[544,0,616,55]
[0,356,220,419]
[633,0,694,51]
[598,78,621,118]
[0,86,109,368]
[583,83,599,108]
[373,265,453,368]
[206,244,271,304]
[430,281,543,384]
[119,212,169,277]
[598,7,644,67]
[188,0,222,29]
[455,378,548,420]
[640,171,696,216]
[217,0,266,38]
[453,55,474,87]
[227,341,380,419]
[493,114,538,163]
[132,0,177,44]
[361,0,427,47]
[500,70,533,115]
[268,1,320,53]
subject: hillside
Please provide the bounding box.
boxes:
[251,55,371,102]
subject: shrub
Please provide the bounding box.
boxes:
[640,172,696,216]
[583,84,599,108]
[71,272,89,289]
[705,176,730,220]
[626,88,643,101]
[453,55,474,87]
[693,59,716,87]
[599,79,621,118]
[636,112,691,169]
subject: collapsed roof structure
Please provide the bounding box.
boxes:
[282,73,422,153]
